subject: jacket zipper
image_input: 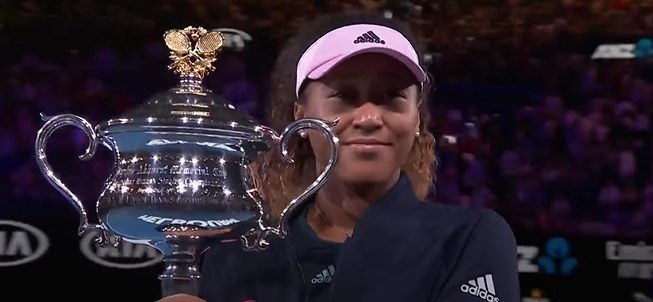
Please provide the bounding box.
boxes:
[287,233,309,302]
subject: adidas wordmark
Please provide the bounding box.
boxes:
[311,265,335,284]
[460,274,499,302]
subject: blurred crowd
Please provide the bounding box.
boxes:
[3,0,653,238]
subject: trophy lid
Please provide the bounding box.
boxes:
[97,26,263,140]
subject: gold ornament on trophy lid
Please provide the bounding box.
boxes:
[163,26,224,94]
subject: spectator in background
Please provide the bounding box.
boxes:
[2,0,653,238]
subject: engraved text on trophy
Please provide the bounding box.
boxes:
[104,153,248,205]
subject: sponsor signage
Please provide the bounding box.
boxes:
[79,230,163,269]
[0,220,49,267]
[517,237,577,275]
[137,214,239,228]
[518,245,541,273]
[591,38,653,59]
[605,240,653,279]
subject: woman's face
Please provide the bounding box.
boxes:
[295,53,421,186]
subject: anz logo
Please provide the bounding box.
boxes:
[517,237,578,275]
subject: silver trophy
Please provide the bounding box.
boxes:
[34,26,339,297]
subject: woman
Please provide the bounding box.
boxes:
[161,11,519,302]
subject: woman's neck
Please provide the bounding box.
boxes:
[307,170,400,242]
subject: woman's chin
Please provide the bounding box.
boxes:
[334,166,395,186]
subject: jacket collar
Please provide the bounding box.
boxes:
[274,172,423,301]
[349,171,422,238]
[363,171,420,209]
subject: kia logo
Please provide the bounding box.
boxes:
[79,230,163,269]
[0,220,50,267]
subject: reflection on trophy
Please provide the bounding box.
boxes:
[34,26,339,297]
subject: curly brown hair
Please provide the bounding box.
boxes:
[252,11,437,218]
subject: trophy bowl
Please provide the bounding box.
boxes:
[34,26,339,297]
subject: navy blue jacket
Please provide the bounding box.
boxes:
[199,175,520,302]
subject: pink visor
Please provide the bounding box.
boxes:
[295,24,427,97]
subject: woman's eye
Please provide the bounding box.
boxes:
[331,91,357,102]
[328,91,345,99]
[386,91,405,100]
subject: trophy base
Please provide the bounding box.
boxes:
[159,251,201,297]
[157,225,205,298]
[160,261,200,296]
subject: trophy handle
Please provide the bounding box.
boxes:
[35,113,120,247]
[241,118,339,251]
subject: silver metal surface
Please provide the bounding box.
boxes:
[33,26,339,298]
[35,83,338,254]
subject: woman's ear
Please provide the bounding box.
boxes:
[415,101,422,134]
[294,103,305,121]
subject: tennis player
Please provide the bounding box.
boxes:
[159,11,520,302]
